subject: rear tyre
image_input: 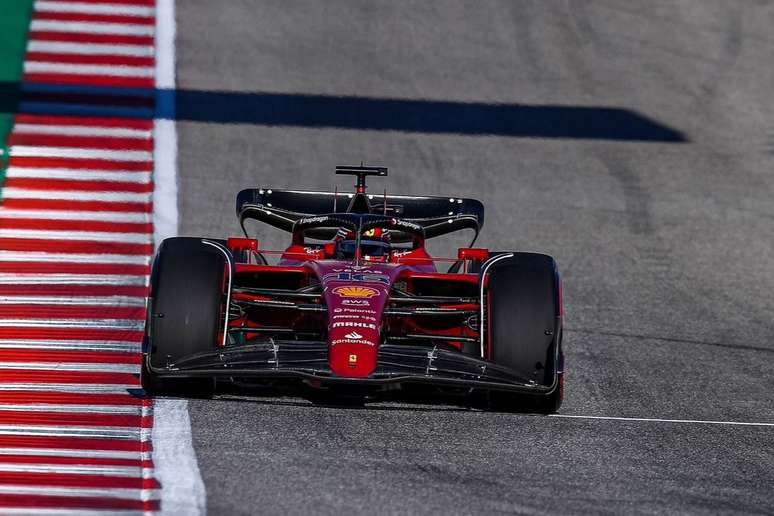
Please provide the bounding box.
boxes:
[484,252,563,413]
[143,237,226,397]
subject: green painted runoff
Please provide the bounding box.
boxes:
[0,0,35,178]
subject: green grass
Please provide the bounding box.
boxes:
[0,0,35,177]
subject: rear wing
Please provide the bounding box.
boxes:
[236,189,484,240]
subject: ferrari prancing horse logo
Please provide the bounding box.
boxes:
[332,286,379,299]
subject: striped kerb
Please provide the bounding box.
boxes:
[0,0,160,512]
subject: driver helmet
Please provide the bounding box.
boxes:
[362,227,390,242]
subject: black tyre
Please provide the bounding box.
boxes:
[483,252,563,413]
[143,237,226,397]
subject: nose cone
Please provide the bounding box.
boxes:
[329,338,378,378]
[325,285,386,377]
[314,261,400,378]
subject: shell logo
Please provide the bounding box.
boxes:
[333,286,379,298]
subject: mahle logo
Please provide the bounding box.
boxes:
[332,322,377,330]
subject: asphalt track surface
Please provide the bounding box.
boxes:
[173,1,774,514]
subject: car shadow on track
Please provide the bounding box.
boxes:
[0,81,688,142]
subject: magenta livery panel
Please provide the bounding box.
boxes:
[316,262,408,377]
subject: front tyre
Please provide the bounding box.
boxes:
[143,237,227,397]
[483,252,563,413]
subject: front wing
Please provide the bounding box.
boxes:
[147,341,558,396]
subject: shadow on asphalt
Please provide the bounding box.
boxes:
[207,393,479,413]
[0,81,688,142]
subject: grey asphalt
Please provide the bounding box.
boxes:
[173,1,774,514]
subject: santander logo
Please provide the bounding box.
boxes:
[345,331,363,339]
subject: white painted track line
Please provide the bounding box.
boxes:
[0,509,148,516]
[34,1,156,17]
[152,399,206,516]
[550,414,774,427]
[30,20,155,36]
[27,40,154,57]
[0,362,140,373]
[0,252,150,265]
[0,340,141,352]
[13,124,152,139]
[153,0,178,249]
[0,463,147,476]
[0,384,139,394]
[153,1,207,514]
[0,321,144,332]
[0,485,158,502]
[0,404,144,414]
[0,295,147,305]
[0,274,148,285]
[0,448,148,460]
[6,168,151,183]
[0,426,145,438]
[0,229,151,243]
[25,61,155,78]
[153,121,177,248]
[0,188,152,202]
[0,209,151,223]
[9,146,153,162]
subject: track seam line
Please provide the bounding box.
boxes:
[550,414,774,427]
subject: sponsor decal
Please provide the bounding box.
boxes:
[342,299,370,306]
[332,314,377,321]
[335,307,377,315]
[332,322,377,330]
[297,215,330,225]
[349,354,358,366]
[333,286,379,298]
[333,308,378,321]
[331,338,375,347]
[344,331,363,339]
[331,266,380,273]
[390,218,422,232]
[323,272,390,284]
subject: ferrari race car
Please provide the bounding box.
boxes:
[143,166,564,413]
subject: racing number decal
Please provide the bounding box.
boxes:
[323,272,389,284]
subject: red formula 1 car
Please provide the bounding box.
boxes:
[143,166,564,412]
